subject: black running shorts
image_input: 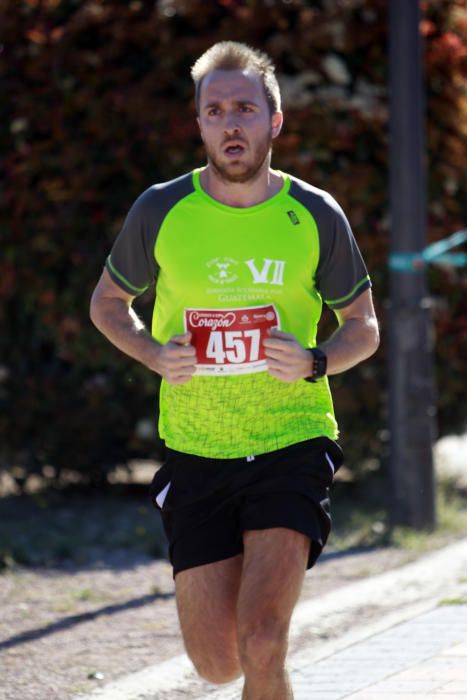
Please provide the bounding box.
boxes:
[149,437,343,576]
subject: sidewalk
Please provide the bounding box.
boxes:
[80,537,467,700]
[204,605,467,700]
[291,605,467,700]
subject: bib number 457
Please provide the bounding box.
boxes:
[206,329,260,364]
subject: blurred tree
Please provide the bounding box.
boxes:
[1,0,465,484]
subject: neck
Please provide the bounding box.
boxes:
[199,162,283,208]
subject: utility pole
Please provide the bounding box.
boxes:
[387,0,437,529]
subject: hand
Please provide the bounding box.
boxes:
[263,328,312,383]
[155,332,197,384]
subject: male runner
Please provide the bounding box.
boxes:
[90,41,379,700]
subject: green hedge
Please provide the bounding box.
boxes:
[1,0,465,483]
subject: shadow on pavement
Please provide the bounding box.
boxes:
[0,590,174,651]
[319,544,383,562]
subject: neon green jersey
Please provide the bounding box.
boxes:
[106,169,371,458]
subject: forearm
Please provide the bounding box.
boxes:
[90,297,161,373]
[319,316,380,375]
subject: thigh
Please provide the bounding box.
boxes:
[237,528,310,632]
[175,554,243,663]
[240,489,331,570]
[151,452,245,575]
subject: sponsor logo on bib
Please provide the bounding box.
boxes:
[188,311,236,330]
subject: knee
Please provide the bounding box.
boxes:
[238,618,288,674]
[189,652,242,685]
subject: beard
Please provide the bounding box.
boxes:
[204,129,273,184]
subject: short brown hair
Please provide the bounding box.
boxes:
[191,41,281,115]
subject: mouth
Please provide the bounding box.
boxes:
[223,140,247,157]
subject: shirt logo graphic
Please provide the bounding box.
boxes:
[287,210,300,225]
[245,258,286,286]
[207,257,239,285]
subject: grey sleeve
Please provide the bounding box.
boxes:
[105,173,195,296]
[315,201,371,310]
[105,187,160,296]
[289,179,371,309]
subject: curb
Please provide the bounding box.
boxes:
[77,536,467,700]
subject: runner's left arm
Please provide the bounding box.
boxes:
[262,189,379,382]
[263,289,379,382]
[315,288,379,374]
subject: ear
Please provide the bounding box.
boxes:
[271,111,283,140]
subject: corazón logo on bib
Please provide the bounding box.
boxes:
[188,311,236,330]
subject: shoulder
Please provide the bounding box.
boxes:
[132,171,195,213]
[286,174,344,219]
[285,174,351,241]
[115,171,196,247]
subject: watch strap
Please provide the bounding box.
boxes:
[304,347,327,383]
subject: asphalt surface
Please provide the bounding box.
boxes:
[79,536,467,700]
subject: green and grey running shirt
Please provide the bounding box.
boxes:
[106,168,371,458]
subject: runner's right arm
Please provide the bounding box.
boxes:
[90,268,196,385]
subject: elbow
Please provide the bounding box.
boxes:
[89,290,102,331]
[368,319,380,357]
[357,316,380,361]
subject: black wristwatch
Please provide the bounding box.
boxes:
[304,347,327,383]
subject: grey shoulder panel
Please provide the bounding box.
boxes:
[106,172,194,295]
[289,176,371,309]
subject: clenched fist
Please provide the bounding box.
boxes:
[155,332,197,384]
[263,328,312,383]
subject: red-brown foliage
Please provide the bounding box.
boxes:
[1,0,465,481]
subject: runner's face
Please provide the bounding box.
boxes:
[197,69,282,184]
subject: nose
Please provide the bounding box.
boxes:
[223,111,240,134]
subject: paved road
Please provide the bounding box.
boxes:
[292,605,467,699]
[207,605,467,700]
[79,537,467,700]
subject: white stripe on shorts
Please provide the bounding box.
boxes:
[325,451,335,476]
[155,480,172,508]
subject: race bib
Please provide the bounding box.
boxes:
[184,304,281,376]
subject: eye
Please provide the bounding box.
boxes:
[239,105,253,113]
[207,107,221,116]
